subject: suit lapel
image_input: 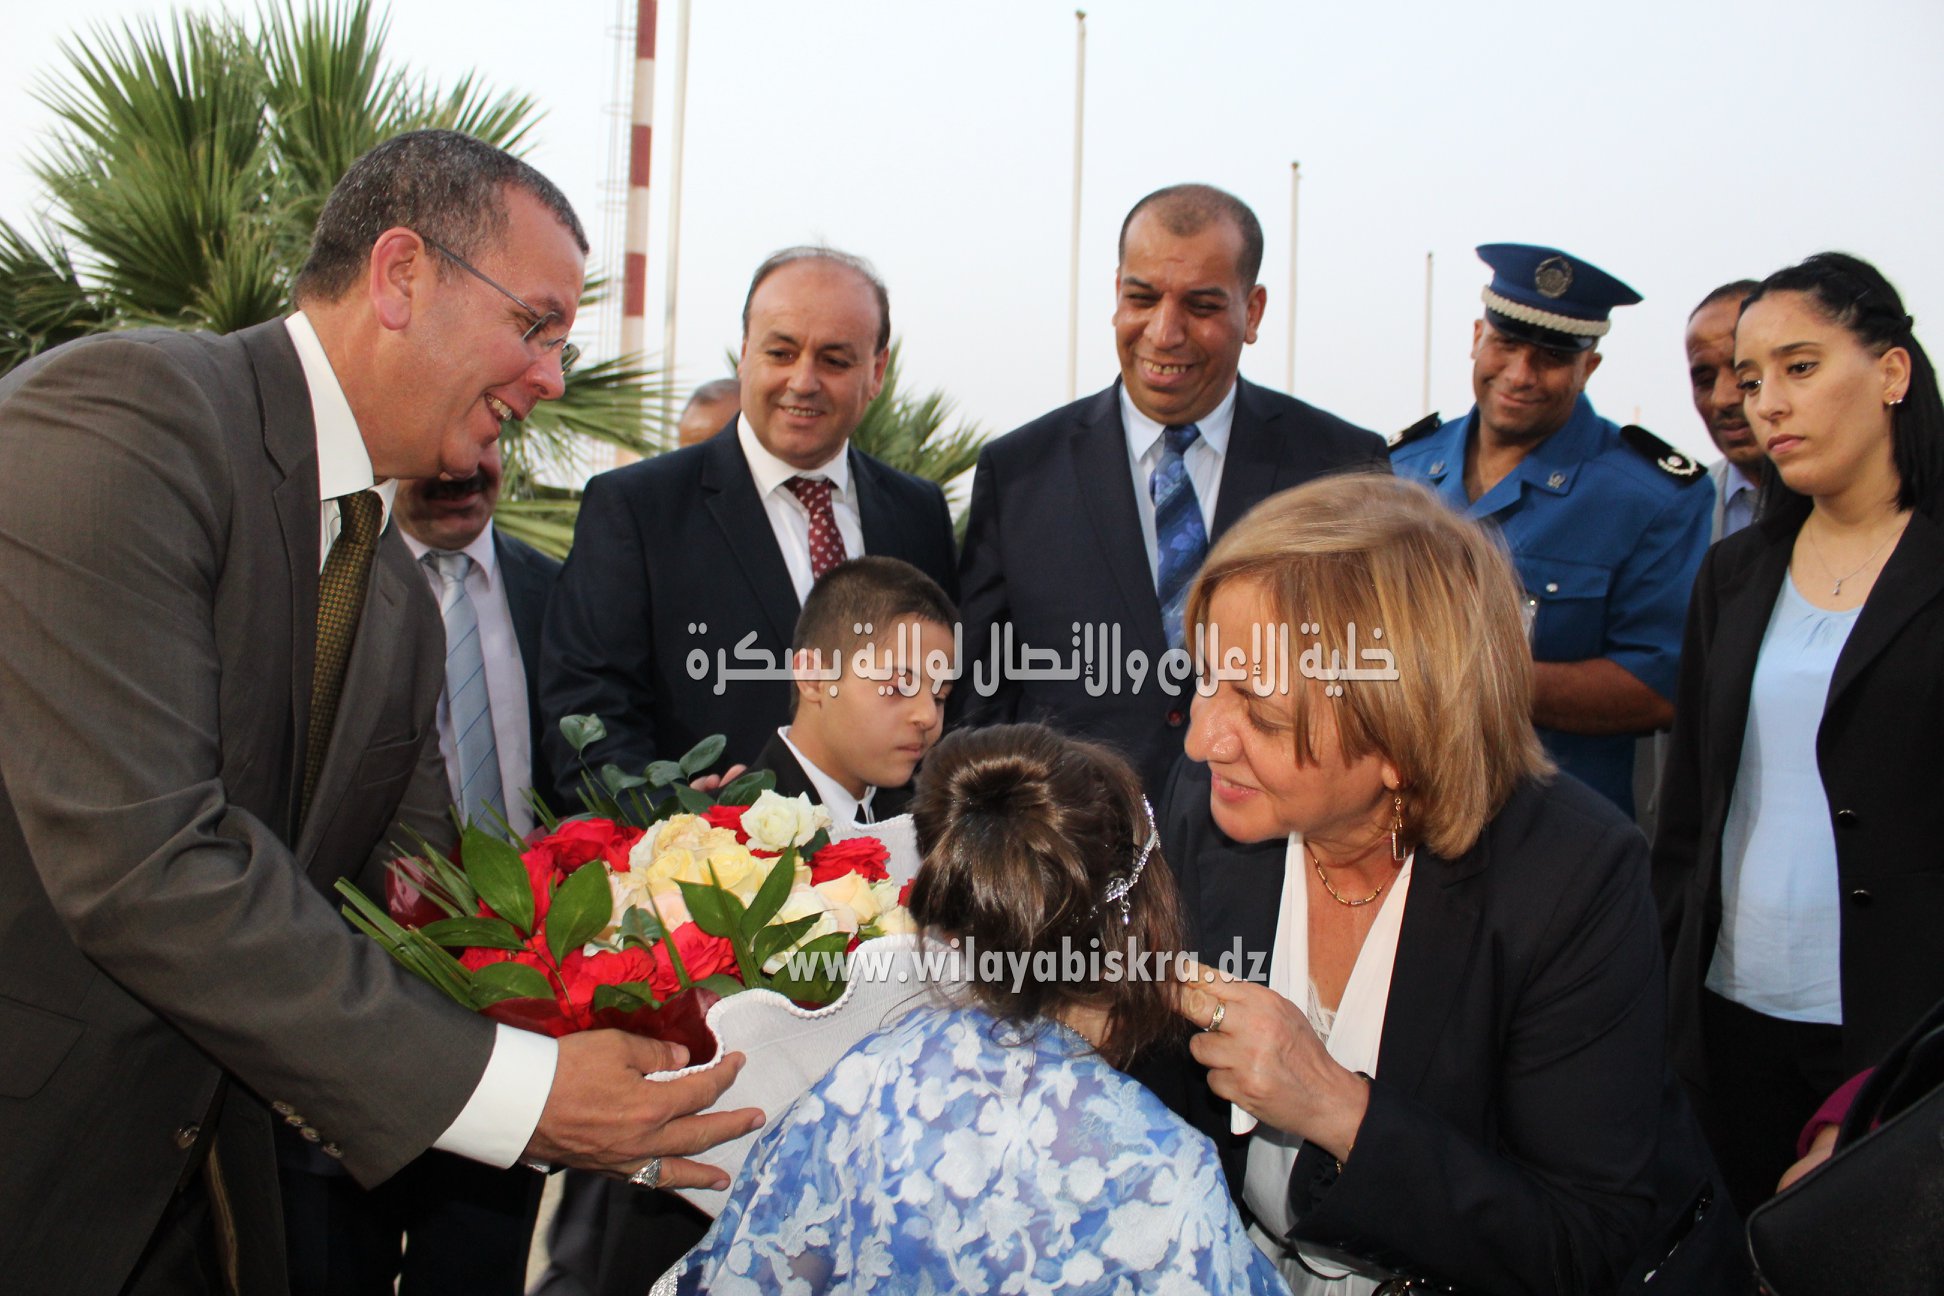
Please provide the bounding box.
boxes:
[851,450,897,558]
[239,320,322,838]
[494,531,545,685]
[1828,512,1944,706]
[701,435,799,645]
[1068,386,1168,658]
[1705,531,1792,817]
[295,532,414,880]
[1211,378,1292,536]
[752,732,817,800]
[1375,843,1486,1096]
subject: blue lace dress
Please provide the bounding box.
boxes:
[653,1001,1288,1294]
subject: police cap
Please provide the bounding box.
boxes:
[1477,243,1642,353]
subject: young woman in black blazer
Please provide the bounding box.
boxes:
[1654,252,1944,1217]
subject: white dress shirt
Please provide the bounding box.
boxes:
[738,416,864,601]
[287,312,397,560]
[284,313,555,1169]
[1120,381,1236,584]
[776,725,879,828]
[400,521,537,840]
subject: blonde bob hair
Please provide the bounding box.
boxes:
[1183,474,1552,858]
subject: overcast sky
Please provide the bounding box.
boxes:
[5,0,1942,468]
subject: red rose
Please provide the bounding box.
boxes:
[897,880,913,907]
[527,818,645,875]
[808,836,890,885]
[701,805,751,843]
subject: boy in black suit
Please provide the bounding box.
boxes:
[535,556,959,1294]
[755,556,959,825]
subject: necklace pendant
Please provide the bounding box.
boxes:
[1832,579,1844,597]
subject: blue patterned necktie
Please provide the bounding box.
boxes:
[425,551,504,825]
[1151,423,1208,650]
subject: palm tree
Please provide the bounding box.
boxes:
[0,0,668,555]
[849,342,986,518]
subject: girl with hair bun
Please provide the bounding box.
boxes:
[656,723,1286,1294]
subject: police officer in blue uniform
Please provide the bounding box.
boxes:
[1393,244,1711,815]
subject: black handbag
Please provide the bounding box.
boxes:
[1744,1000,1944,1295]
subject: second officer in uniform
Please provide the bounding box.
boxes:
[1393,243,1711,815]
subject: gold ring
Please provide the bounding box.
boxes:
[1206,1001,1227,1033]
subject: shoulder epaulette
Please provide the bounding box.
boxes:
[1620,425,1707,485]
[1392,412,1442,448]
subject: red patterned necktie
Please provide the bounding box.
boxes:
[785,475,847,581]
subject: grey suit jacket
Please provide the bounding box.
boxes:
[0,322,494,1295]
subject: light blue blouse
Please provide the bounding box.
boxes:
[1706,575,1861,1023]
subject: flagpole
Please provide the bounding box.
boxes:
[1065,9,1086,402]
[1285,161,1300,390]
[659,0,691,433]
[1422,251,1434,416]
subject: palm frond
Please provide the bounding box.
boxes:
[849,342,986,514]
[35,12,278,325]
[0,220,109,372]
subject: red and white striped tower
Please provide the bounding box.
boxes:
[619,0,657,366]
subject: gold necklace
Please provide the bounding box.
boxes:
[1806,514,1906,597]
[1308,841,1390,908]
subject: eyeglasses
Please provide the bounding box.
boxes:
[419,233,581,377]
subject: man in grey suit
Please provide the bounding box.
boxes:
[0,130,753,1296]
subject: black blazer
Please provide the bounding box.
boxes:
[1654,509,1944,1084]
[493,527,562,808]
[746,731,914,822]
[954,378,1388,796]
[540,428,957,803]
[1161,761,1739,1295]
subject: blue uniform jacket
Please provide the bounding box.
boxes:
[1392,396,1711,813]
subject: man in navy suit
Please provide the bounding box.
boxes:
[541,247,957,803]
[956,184,1387,796]
[279,443,561,1296]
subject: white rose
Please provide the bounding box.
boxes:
[815,871,883,924]
[871,906,917,937]
[762,885,850,972]
[741,790,829,853]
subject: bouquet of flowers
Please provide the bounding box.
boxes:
[335,717,911,1062]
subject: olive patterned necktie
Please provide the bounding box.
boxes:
[303,489,382,821]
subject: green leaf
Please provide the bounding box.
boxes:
[753,913,819,965]
[677,878,743,939]
[461,826,535,934]
[645,760,685,789]
[559,714,606,755]
[672,783,711,814]
[600,763,647,793]
[469,960,555,1006]
[715,770,776,806]
[618,905,667,949]
[419,917,523,950]
[592,980,661,1013]
[545,861,615,964]
[740,853,797,938]
[678,734,727,777]
[694,973,743,997]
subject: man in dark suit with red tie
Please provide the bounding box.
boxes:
[541,247,958,803]
[956,184,1388,797]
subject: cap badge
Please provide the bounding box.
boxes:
[1534,256,1574,299]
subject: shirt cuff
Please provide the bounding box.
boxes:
[431,1024,558,1166]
